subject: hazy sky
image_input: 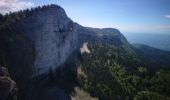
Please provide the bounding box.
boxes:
[0,0,170,34]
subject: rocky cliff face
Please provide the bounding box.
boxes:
[0,5,78,79]
[0,66,18,100]
[25,5,78,75]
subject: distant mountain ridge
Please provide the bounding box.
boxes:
[133,43,170,67]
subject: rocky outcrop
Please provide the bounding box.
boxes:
[0,66,18,100]
[80,42,91,54]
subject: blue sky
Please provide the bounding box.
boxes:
[0,0,170,34]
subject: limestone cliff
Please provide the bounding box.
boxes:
[24,5,78,75]
[0,5,78,80]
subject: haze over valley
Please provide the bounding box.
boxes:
[124,33,170,51]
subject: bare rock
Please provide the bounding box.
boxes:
[0,66,17,100]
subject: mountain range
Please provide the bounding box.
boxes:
[0,4,170,100]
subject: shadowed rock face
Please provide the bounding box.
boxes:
[0,66,17,100]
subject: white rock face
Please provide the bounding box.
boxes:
[24,6,78,75]
[80,42,91,54]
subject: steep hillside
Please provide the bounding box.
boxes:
[76,25,130,46]
[133,43,170,68]
[86,27,129,45]
[77,42,170,100]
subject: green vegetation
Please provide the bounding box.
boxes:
[0,4,61,29]
[134,91,170,100]
[1,4,170,100]
[77,42,170,100]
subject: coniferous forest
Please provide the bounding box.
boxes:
[76,42,170,100]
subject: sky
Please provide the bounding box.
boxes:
[0,0,170,34]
